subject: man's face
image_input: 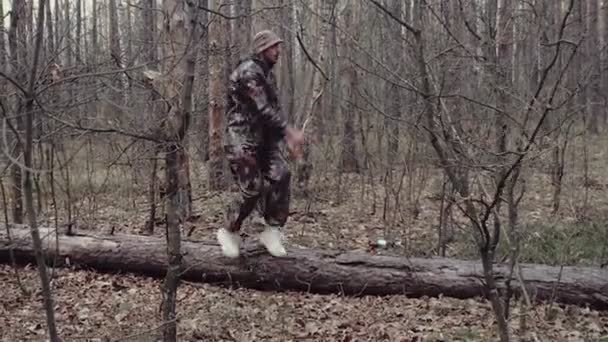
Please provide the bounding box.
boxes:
[263,44,281,64]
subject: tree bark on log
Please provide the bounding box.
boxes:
[1,227,608,310]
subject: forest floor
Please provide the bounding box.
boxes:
[2,264,607,342]
[2,135,608,341]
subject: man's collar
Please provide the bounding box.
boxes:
[251,54,274,74]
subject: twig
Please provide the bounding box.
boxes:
[366,0,419,34]
[295,33,329,81]
[0,70,29,95]
[199,4,282,21]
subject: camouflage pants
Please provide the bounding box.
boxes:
[224,140,291,232]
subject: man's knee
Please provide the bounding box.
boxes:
[229,154,263,198]
[268,162,291,184]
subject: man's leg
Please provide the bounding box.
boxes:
[258,145,291,256]
[217,146,263,257]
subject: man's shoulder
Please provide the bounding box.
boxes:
[232,57,265,81]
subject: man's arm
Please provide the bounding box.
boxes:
[235,62,304,159]
[240,66,288,138]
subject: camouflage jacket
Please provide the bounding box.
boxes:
[225,55,287,149]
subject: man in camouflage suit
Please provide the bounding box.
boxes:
[217,30,304,258]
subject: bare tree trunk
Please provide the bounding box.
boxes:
[326,7,338,147]
[81,0,87,57]
[0,0,5,131]
[145,148,160,235]
[577,0,588,117]
[143,0,160,234]
[208,0,228,191]
[0,0,5,66]
[195,0,209,161]
[44,0,53,59]
[124,1,134,66]
[549,0,565,215]
[108,0,124,116]
[339,2,359,174]
[385,0,402,165]
[279,0,295,119]
[109,0,121,64]
[340,73,359,173]
[603,0,608,126]
[162,145,181,341]
[296,0,334,189]
[487,0,513,338]
[25,0,33,46]
[64,0,72,66]
[91,0,98,63]
[504,159,522,319]
[20,0,60,340]
[88,0,99,116]
[54,0,60,61]
[75,0,82,64]
[158,0,200,339]
[8,0,25,225]
[43,0,57,238]
[233,0,252,64]
[495,0,512,160]
[586,0,601,134]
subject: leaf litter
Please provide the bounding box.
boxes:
[1,264,607,341]
[3,136,608,341]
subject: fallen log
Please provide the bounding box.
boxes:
[1,227,607,310]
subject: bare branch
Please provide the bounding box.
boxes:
[458,0,482,40]
[366,0,420,34]
[295,32,329,81]
[0,70,28,96]
[199,4,282,20]
[482,0,578,224]
[34,60,160,97]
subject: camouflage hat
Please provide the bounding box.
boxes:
[253,30,283,53]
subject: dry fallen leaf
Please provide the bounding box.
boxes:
[2,139,608,341]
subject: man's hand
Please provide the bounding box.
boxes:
[284,126,304,160]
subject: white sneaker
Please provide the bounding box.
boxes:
[217,228,241,258]
[259,226,287,257]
